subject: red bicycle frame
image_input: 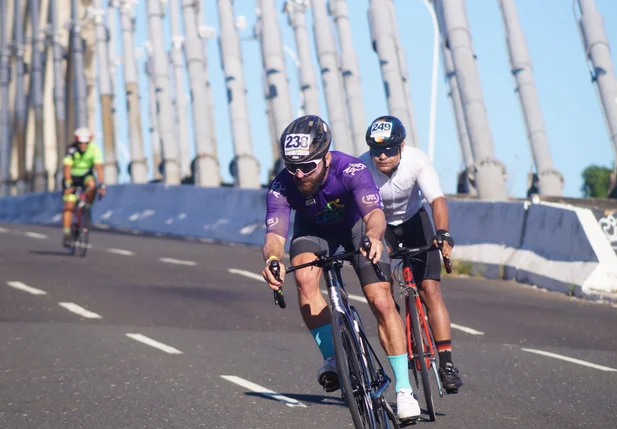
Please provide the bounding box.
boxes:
[403,265,436,372]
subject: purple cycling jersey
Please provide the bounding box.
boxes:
[265,151,384,238]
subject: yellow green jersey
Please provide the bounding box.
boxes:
[63,143,103,176]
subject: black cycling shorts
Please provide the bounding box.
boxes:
[289,215,391,287]
[384,207,441,285]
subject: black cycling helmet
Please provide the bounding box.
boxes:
[365,115,406,148]
[279,115,331,163]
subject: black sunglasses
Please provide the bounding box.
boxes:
[370,146,400,158]
[285,159,322,176]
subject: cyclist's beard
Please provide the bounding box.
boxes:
[294,164,327,198]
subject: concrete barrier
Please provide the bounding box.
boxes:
[0,185,615,300]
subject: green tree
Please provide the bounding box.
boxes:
[581,165,612,198]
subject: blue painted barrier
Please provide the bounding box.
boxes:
[0,184,615,299]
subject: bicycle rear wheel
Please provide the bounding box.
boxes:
[332,311,377,429]
[406,296,436,421]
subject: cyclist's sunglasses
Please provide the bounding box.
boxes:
[285,158,322,176]
[370,146,400,158]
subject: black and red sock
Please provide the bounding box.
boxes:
[436,340,452,368]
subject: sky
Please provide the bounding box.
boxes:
[96,0,617,199]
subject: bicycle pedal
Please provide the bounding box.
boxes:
[399,418,420,427]
[319,374,340,393]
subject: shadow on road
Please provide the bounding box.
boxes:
[29,250,73,257]
[245,391,346,407]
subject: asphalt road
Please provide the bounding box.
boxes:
[0,224,616,429]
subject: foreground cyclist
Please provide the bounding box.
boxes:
[261,115,421,421]
[359,115,463,393]
[61,127,106,247]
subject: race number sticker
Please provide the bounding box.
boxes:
[284,133,311,158]
[369,121,393,142]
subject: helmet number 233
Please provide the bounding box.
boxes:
[284,134,310,149]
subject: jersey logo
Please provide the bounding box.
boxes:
[343,162,366,176]
[269,180,286,198]
[305,198,316,206]
[362,193,381,205]
[266,217,280,228]
[313,199,345,223]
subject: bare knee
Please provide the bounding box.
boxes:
[294,266,321,299]
[366,283,397,320]
[420,280,443,308]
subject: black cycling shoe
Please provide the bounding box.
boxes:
[438,363,463,394]
[62,233,72,248]
[319,372,340,393]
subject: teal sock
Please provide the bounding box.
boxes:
[310,324,334,360]
[388,354,412,392]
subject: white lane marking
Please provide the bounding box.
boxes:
[221,375,307,408]
[522,348,617,372]
[7,281,47,296]
[0,227,9,233]
[229,268,264,282]
[24,231,48,239]
[159,257,196,266]
[126,333,183,354]
[450,323,484,336]
[320,290,484,335]
[58,302,102,319]
[107,248,134,256]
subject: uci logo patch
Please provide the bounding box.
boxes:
[362,193,380,205]
[266,217,280,228]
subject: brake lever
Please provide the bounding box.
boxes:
[361,235,386,281]
[269,260,287,309]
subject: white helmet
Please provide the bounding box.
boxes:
[74,127,93,143]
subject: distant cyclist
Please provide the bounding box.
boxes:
[359,115,463,393]
[261,115,422,422]
[61,127,106,247]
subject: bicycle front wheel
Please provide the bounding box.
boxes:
[332,311,377,429]
[407,295,436,421]
[350,307,398,429]
[77,206,90,257]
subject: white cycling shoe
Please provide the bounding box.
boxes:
[396,388,421,421]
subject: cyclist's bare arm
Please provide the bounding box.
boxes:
[362,208,386,263]
[94,162,104,184]
[63,164,73,193]
[262,232,286,288]
[431,197,449,232]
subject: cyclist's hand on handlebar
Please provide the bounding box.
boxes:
[97,185,107,196]
[262,258,285,291]
[434,229,454,259]
[360,235,383,265]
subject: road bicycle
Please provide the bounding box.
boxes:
[67,186,101,257]
[389,243,452,422]
[270,236,400,429]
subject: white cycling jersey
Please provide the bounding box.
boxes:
[359,147,444,226]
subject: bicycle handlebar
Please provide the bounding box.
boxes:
[389,243,452,274]
[268,235,386,309]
